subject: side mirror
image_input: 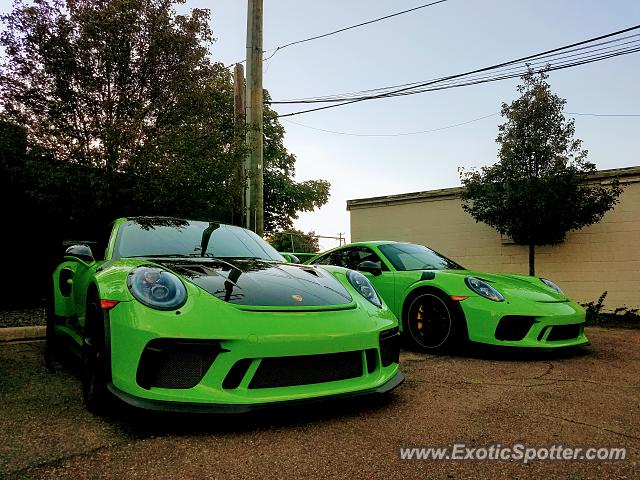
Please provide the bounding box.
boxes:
[358,261,382,276]
[280,252,300,263]
[65,244,95,263]
[288,254,300,264]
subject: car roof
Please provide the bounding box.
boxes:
[343,240,402,247]
[116,216,235,227]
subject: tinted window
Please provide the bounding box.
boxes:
[378,243,463,271]
[312,246,388,271]
[115,219,284,261]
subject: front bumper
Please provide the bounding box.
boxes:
[460,297,588,348]
[107,294,402,408]
[107,370,405,413]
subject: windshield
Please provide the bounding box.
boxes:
[378,243,464,271]
[114,218,284,261]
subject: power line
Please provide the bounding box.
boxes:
[275,33,640,103]
[272,25,640,104]
[229,0,450,65]
[569,112,640,117]
[281,111,640,137]
[269,24,640,118]
[282,113,499,137]
[263,0,450,61]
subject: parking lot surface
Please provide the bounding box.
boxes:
[1,326,638,479]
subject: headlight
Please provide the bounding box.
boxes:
[540,277,563,295]
[346,270,382,308]
[128,266,187,310]
[464,277,504,302]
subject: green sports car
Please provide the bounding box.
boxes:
[48,218,403,413]
[307,241,588,352]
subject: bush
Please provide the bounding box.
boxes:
[581,292,640,327]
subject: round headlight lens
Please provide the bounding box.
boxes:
[540,277,563,295]
[346,270,382,308]
[464,277,504,302]
[128,266,187,310]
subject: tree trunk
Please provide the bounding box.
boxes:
[528,243,535,276]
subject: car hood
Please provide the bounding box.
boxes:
[155,258,353,308]
[440,270,567,302]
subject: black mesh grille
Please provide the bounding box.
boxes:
[379,328,400,367]
[495,316,537,341]
[136,339,222,390]
[248,351,363,389]
[547,324,582,341]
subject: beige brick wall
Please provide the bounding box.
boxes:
[348,167,640,311]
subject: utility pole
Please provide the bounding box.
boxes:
[233,63,246,226]
[245,0,264,236]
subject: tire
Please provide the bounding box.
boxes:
[403,290,465,354]
[82,294,112,413]
[45,280,60,357]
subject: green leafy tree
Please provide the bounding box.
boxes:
[0,0,331,307]
[460,69,622,276]
[267,228,320,253]
[0,0,329,231]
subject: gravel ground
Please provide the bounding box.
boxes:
[1,327,638,479]
[0,308,46,328]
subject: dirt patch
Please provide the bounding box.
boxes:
[1,327,638,479]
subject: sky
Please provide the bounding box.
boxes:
[2,0,639,249]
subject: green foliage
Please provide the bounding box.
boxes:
[0,0,330,306]
[267,228,320,253]
[0,0,329,233]
[581,292,640,327]
[460,69,623,275]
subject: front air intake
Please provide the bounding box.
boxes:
[136,339,224,390]
[379,327,400,367]
[495,316,537,341]
[248,351,363,389]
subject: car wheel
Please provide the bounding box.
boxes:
[82,295,112,413]
[403,291,462,353]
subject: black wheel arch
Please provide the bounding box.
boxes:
[402,284,468,341]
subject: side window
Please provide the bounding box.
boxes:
[354,247,388,271]
[329,249,359,270]
[311,253,334,266]
[311,249,357,269]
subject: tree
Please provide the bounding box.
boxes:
[267,229,320,253]
[0,0,331,307]
[460,69,622,276]
[0,0,330,232]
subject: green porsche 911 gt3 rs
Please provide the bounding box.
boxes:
[48,218,403,413]
[307,241,588,353]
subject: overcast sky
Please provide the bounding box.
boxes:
[2,1,639,248]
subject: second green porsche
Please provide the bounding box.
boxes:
[307,241,588,352]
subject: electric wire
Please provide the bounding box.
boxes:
[269,25,640,118]
[281,112,640,137]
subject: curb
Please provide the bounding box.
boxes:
[0,326,46,343]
